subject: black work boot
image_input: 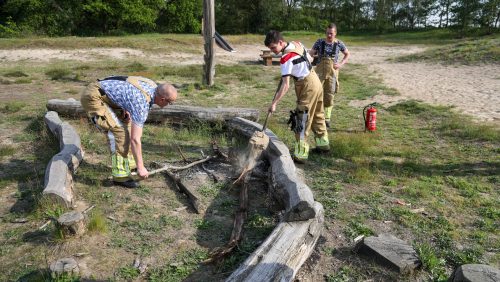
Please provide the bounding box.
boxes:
[113,179,139,188]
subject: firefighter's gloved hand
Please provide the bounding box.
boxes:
[294,113,304,134]
[287,110,297,132]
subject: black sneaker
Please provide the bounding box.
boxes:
[311,147,330,154]
[113,179,139,188]
[292,156,307,164]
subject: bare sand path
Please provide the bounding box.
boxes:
[1,44,498,122]
[348,46,500,122]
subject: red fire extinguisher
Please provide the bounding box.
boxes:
[363,103,377,132]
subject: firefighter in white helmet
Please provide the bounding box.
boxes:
[81,76,177,188]
[264,30,330,163]
[309,23,350,129]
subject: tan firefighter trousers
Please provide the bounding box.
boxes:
[294,69,328,140]
[315,58,339,108]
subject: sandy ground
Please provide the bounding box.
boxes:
[1,44,498,122]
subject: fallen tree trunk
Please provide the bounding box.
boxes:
[226,202,324,281]
[43,111,84,207]
[46,99,260,122]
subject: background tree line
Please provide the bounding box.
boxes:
[0,0,498,37]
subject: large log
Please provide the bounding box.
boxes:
[43,111,84,207]
[46,99,260,122]
[226,117,316,221]
[226,202,324,281]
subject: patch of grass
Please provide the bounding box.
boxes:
[87,209,108,233]
[343,219,374,240]
[386,100,451,117]
[65,89,79,95]
[446,246,484,266]
[14,77,32,84]
[198,182,224,198]
[117,265,140,280]
[45,68,81,81]
[148,248,207,281]
[395,37,500,65]
[1,101,25,113]
[246,213,275,236]
[444,176,490,198]
[438,116,500,142]
[326,265,366,282]
[125,61,147,72]
[158,64,203,78]
[415,242,448,281]
[0,77,12,84]
[4,70,28,77]
[0,144,16,158]
[330,132,376,160]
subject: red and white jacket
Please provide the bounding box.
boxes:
[280,41,313,80]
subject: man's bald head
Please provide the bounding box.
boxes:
[155,83,177,107]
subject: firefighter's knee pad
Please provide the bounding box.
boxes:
[293,140,309,161]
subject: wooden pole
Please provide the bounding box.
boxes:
[203,0,215,86]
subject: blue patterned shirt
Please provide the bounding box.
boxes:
[312,39,347,63]
[99,80,156,127]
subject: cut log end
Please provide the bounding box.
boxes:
[57,211,86,236]
[283,201,317,222]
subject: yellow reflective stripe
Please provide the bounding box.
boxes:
[112,154,130,177]
[294,140,309,159]
[324,106,333,121]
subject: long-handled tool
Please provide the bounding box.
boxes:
[234,79,284,185]
[260,79,282,132]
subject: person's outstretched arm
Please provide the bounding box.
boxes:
[131,123,149,178]
[269,76,290,113]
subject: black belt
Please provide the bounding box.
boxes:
[98,88,107,96]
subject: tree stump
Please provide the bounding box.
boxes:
[50,257,80,276]
[57,211,86,237]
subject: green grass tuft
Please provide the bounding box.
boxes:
[87,209,108,233]
[45,68,81,81]
[4,70,28,77]
[415,242,448,281]
[438,116,500,142]
[1,101,25,113]
[0,144,16,158]
[395,37,500,65]
[330,132,376,160]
